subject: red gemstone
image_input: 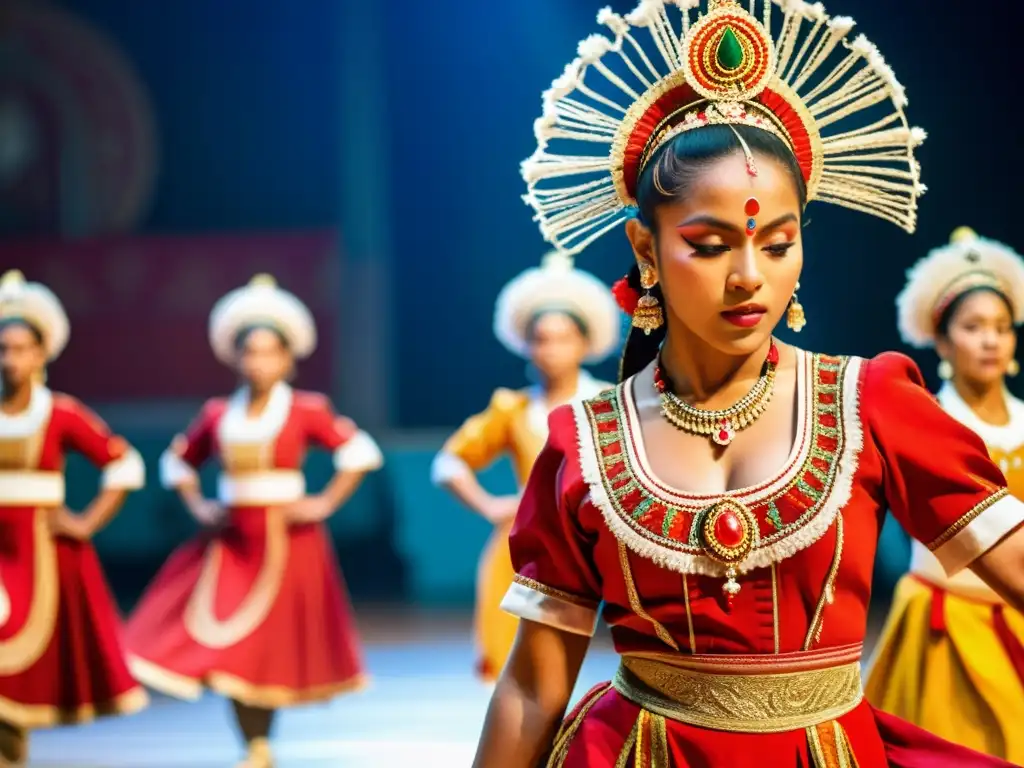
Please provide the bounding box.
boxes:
[714,510,745,549]
[726,593,735,611]
[718,429,730,442]
[744,198,760,216]
[745,228,755,237]
[766,342,779,365]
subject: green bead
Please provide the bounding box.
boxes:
[716,27,744,71]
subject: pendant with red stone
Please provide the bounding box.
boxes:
[699,499,758,610]
[712,418,736,447]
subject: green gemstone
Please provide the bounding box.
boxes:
[716,27,744,71]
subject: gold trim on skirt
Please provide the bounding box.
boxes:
[613,655,863,733]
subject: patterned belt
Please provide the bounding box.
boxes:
[613,648,864,733]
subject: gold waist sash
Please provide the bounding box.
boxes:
[613,652,863,733]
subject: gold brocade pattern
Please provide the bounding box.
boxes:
[183,508,288,649]
[926,487,1009,551]
[617,542,679,651]
[0,509,59,676]
[613,657,863,733]
[512,574,598,609]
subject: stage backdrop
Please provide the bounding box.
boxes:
[0,230,339,400]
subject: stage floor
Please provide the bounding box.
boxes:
[28,611,618,767]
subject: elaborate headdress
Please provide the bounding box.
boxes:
[0,270,70,361]
[897,228,1024,349]
[523,0,926,254]
[208,274,317,364]
[494,251,621,363]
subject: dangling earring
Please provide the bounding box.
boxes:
[938,359,953,380]
[1008,359,1020,377]
[632,264,664,335]
[786,282,806,332]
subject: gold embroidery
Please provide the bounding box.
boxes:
[613,657,863,733]
[926,488,1009,551]
[512,574,598,609]
[184,508,288,649]
[0,686,148,729]
[128,653,367,709]
[682,575,696,654]
[0,509,59,676]
[804,515,844,650]
[807,720,858,768]
[614,718,639,768]
[771,563,780,655]
[617,542,679,651]
[547,683,613,768]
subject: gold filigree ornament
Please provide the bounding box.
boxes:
[522,0,926,256]
[698,498,759,605]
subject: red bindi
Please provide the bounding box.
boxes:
[744,197,760,237]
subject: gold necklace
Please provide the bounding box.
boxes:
[653,340,780,446]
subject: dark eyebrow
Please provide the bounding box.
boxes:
[675,212,799,234]
[676,215,741,233]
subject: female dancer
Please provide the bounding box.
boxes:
[125,275,383,768]
[473,2,1024,766]
[0,270,147,766]
[866,228,1024,761]
[432,251,618,681]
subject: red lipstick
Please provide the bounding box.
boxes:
[721,304,767,328]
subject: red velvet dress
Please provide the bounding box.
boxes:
[124,384,381,708]
[501,352,1024,767]
[0,387,147,728]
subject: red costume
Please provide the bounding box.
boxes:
[0,387,147,728]
[125,383,381,708]
[501,352,1024,767]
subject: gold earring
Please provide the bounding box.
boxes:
[938,359,953,380]
[1009,359,1020,377]
[633,265,663,335]
[786,282,806,333]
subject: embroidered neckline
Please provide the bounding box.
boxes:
[574,353,865,576]
[0,385,53,439]
[217,382,293,446]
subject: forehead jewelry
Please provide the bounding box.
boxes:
[745,198,760,237]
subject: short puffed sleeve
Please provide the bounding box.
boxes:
[158,399,224,489]
[499,405,602,637]
[863,352,1024,575]
[430,388,523,485]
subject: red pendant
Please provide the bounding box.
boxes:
[744,197,761,216]
[713,419,735,446]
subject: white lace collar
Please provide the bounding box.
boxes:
[0,384,53,439]
[938,383,1024,453]
[217,381,293,445]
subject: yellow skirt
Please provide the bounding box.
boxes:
[473,519,519,682]
[865,575,1024,763]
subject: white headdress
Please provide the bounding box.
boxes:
[0,270,70,361]
[897,228,1024,349]
[208,274,317,364]
[494,251,621,363]
[523,0,926,255]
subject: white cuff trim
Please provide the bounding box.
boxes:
[430,452,471,486]
[933,493,1024,575]
[500,580,598,637]
[101,447,145,490]
[334,430,383,473]
[159,448,198,489]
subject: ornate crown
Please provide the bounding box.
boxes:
[523,0,927,254]
[897,228,1024,349]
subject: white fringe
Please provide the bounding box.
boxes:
[573,357,866,577]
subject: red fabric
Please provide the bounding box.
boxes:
[872,707,1016,767]
[929,587,946,633]
[125,391,365,702]
[0,394,142,724]
[0,536,141,722]
[992,605,1024,691]
[862,352,1007,548]
[505,353,1023,764]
